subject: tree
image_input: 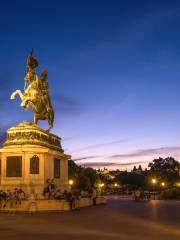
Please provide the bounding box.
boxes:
[68,160,81,179]
[148,157,180,185]
[82,168,98,188]
[118,171,145,187]
[68,160,99,190]
[77,173,91,191]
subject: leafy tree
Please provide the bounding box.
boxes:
[68,160,99,190]
[82,167,98,188]
[118,171,145,187]
[77,173,91,191]
[68,160,81,179]
[148,157,180,185]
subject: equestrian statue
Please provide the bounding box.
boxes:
[10,50,54,131]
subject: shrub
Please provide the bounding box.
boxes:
[160,188,180,200]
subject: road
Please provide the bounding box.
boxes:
[0,196,179,240]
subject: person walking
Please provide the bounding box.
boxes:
[28,190,37,215]
[92,188,97,206]
[8,190,16,215]
[66,191,75,211]
[75,191,81,210]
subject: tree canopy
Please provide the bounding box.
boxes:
[68,160,99,191]
[148,157,180,185]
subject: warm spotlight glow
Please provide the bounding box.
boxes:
[152,178,156,184]
[100,183,104,188]
[161,182,165,187]
[69,179,74,185]
[114,183,118,187]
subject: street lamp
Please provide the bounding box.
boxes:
[177,182,180,187]
[152,178,156,184]
[99,183,104,196]
[68,179,74,186]
[152,178,156,200]
[161,182,165,187]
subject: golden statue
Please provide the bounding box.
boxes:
[10,50,54,131]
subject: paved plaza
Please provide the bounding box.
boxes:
[0,196,179,240]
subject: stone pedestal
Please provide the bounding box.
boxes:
[0,121,70,195]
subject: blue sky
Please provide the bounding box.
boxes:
[1,1,180,169]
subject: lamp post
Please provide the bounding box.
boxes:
[152,178,156,200]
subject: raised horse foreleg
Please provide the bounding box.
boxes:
[10,90,25,101]
[10,90,29,109]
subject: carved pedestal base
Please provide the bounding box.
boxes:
[0,122,70,196]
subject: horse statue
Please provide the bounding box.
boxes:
[10,51,54,131]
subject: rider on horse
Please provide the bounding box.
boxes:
[39,69,52,114]
[10,50,54,131]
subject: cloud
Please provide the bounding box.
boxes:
[82,160,149,168]
[73,155,99,162]
[71,146,180,169]
[71,137,136,153]
[111,146,180,159]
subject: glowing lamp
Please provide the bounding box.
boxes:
[152,179,156,184]
[69,180,74,185]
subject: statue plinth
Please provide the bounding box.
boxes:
[4,121,63,152]
[0,121,70,196]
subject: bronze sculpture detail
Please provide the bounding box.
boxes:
[10,51,54,131]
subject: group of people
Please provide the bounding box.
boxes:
[43,179,97,203]
[43,179,56,199]
[64,188,98,211]
[42,179,98,211]
[133,190,151,202]
[0,188,25,208]
[0,179,98,212]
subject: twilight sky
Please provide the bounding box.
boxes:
[1,1,180,170]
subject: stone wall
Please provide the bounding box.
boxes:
[0,196,107,212]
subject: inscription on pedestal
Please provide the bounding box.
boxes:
[6,156,22,177]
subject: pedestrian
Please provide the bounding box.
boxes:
[92,188,97,206]
[0,190,3,208]
[66,191,75,211]
[8,190,16,215]
[75,191,81,210]
[28,190,37,215]
[1,191,7,208]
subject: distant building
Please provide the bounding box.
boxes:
[97,168,115,180]
[131,165,143,174]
